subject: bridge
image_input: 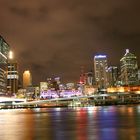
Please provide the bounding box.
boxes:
[6,92,140,108]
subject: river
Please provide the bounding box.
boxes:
[0,105,140,140]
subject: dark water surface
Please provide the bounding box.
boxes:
[0,105,140,140]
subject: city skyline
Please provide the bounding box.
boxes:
[0,0,140,84]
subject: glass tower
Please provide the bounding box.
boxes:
[0,36,10,94]
[120,49,138,86]
[7,61,19,95]
[94,55,108,89]
[107,66,119,87]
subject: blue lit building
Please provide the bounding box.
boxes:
[94,55,108,89]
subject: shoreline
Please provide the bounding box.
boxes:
[0,101,140,109]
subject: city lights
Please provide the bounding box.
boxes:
[1,35,140,108]
[8,50,13,59]
[94,55,107,59]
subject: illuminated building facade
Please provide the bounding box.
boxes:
[120,49,138,85]
[0,36,10,94]
[7,51,19,95]
[86,71,93,86]
[7,61,19,95]
[66,83,75,90]
[34,86,39,97]
[94,55,108,89]
[0,68,6,94]
[108,66,119,87]
[54,77,61,85]
[40,82,48,93]
[23,70,32,88]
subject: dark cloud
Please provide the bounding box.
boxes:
[9,4,48,21]
[0,0,140,84]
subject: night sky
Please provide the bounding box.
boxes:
[0,0,140,84]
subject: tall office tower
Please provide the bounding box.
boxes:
[23,70,32,88]
[108,66,119,87]
[7,51,19,95]
[120,49,138,86]
[86,71,93,86]
[94,55,108,89]
[0,36,10,95]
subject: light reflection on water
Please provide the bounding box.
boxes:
[0,105,140,140]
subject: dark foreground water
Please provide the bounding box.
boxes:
[0,105,140,140]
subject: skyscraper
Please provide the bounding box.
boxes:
[23,70,32,88]
[120,49,138,86]
[107,66,119,87]
[94,55,108,89]
[0,36,10,94]
[7,51,19,95]
[85,71,93,86]
[40,82,48,93]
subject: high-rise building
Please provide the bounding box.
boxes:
[23,70,32,88]
[0,36,10,94]
[40,82,48,93]
[120,49,138,85]
[94,55,108,89]
[107,66,118,87]
[85,71,93,86]
[7,51,19,95]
